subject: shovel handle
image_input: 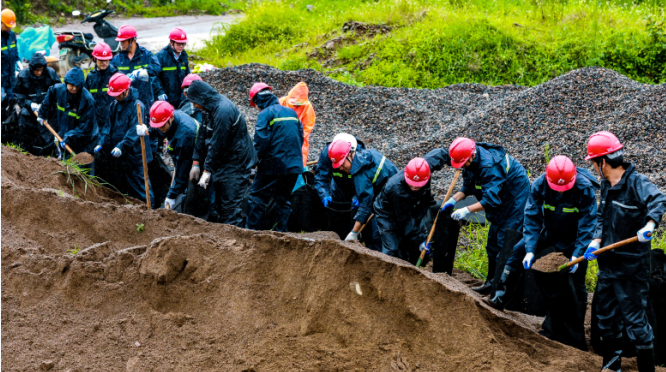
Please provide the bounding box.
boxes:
[358,214,374,234]
[306,160,318,166]
[416,169,462,267]
[137,103,151,209]
[559,233,651,271]
[34,111,76,156]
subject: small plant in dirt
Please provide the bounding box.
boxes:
[3,143,28,155]
[136,223,145,233]
[53,157,128,201]
[67,245,80,255]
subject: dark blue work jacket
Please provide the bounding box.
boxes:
[1,30,19,91]
[314,139,367,202]
[349,148,398,224]
[84,64,118,130]
[111,44,161,107]
[155,44,190,109]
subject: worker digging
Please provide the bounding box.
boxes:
[1,10,666,372]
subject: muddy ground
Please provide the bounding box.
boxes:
[1,147,658,371]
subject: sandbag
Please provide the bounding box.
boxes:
[287,183,327,233]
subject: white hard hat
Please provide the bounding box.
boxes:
[332,133,357,152]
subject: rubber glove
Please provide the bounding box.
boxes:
[136,124,148,136]
[440,197,457,212]
[198,171,211,189]
[451,207,471,221]
[419,241,431,254]
[351,196,360,208]
[637,221,655,243]
[111,147,122,158]
[158,94,168,101]
[164,198,176,209]
[30,102,40,112]
[322,196,332,208]
[36,117,44,126]
[584,241,600,261]
[128,68,149,82]
[189,164,200,181]
[569,256,579,273]
[94,145,102,153]
[60,141,67,149]
[522,252,535,269]
[345,231,359,241]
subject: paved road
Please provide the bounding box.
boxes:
[50,14,242,56]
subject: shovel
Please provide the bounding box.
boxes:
[554,234,651,272]
[416,169,462,268]
[137,103,152,208]
[34,111,94,165]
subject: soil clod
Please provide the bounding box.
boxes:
[532,252,570,272]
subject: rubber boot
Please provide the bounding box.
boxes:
[484,266,518,311]
[472,258,496,295]
[636,348,655,372]
[600,337,622,372]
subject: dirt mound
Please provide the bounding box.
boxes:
[1,154,617,371]
[202,65,665,192]
[532,252,570,272]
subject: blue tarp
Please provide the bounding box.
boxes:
[16,26,56,62]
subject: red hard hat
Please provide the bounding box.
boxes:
[116,25,137,41]
[107,73,131,97]
[181,73,202,88]
[449,137,476,168]
[92,42,113,60]
[328,139,352,169]
[404,157,431,187]
[249,82,272,107]
[585,131,623,160]
[149,101,175,128]
[169,27,188,43]
[546,155,577,192]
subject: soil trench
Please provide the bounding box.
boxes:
[0,148,649,371]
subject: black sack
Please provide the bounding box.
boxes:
[533,269,587,351]
[492,228,524,297]
[148,154,173,207]
[181,178,212,221]
[287,183,327,233]
[430,205,461,275]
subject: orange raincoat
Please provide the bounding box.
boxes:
[279,82,316,166]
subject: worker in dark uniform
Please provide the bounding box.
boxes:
[314,133,366,206]
[12,52,60,155]
[583,131,666,372]
[328,135,398,249]
[154,27,190,109]
[439,137,531,294]
[245,83,303,232]
[486,155,598,314]
[1,9,19,99]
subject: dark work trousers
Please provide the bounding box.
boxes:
[246,173,299,232]
[596,278,654,349]
[95,152,155,208]
[506,234,588,320]
[376,215,423,265]
[486,216,524,268]
[211,170,251,227]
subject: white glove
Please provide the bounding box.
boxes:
[637,221,656,243]
[158,94,168,101]
[128,68,149,82]
[198,171,211,189]
[94,145,102,153]
[30,102,41,111]
[136,124,148,136]
[451,207,471,221]
[189,165,200,181]
[569,256,579,273]
[36,117,44,126]
[111,147,122,157]
[345,231,359,241]
[522,252,535,269]
[164,198,176,209]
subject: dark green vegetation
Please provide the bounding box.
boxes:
[199,0,666,87]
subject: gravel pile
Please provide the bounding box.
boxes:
[202,64,665,192]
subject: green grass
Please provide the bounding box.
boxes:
[198,0,666,87]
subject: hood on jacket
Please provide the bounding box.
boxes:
[187,80,222,112]
[29,52,47,71]
[576,167,601,190]
[253,89,279,110]
[286,82,309,106]
[64,67,85,88]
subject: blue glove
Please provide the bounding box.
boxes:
[419,241,431,254]
[637,222,656,243]
[440,197,456,212]
[94,145,102,153]
[322,196,332,208]
[569,256,579,273]
[158,94,168,101]
[111,147,122,158]
[60,141,67,149]
[351,197,359,208]
[522,252,535,269]
[584,241,600,261]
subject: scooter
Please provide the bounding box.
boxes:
[54,0,120,74]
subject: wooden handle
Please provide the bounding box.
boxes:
[306,160,318,166]
[35,111,76,156]
[560,234,650,271]
[358,214,374,234]
[417,169,462,266]
[137,103,151,208]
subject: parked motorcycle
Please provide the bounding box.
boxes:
[54,0,120,74]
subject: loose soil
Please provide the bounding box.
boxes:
[72,152,95,165]
[4,149,662,371]
[532,252,570,272]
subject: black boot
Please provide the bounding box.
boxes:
[472,258,496,295]
[600,337,622,372]
[484,266,519,311]
[636,348,655,372]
